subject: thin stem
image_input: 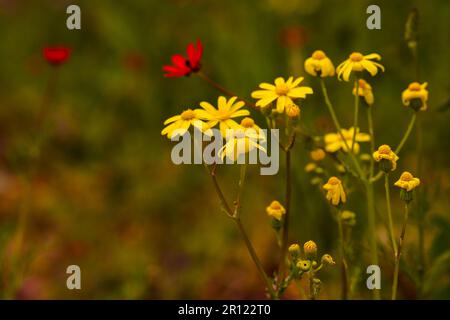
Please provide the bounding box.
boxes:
[416,116,425,296]
[351,77,360,152]
[395,112,417,154]
[338,210,349,300]
[384,174,398,254]
[278,148,292,281]
[233,164,247,218]
[392,202,410,300]
[234,218,277,299]
[365,181,381,300]
[319,79,365,180]
[207,166,276,299]
[370,112,417,183]
[196,71,256,108]
[367,107,375,179]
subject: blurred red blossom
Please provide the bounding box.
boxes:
[162,40,203,77]
[43,46,71,65]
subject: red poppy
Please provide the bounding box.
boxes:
[163,40,203,77]
[43,46,71,65]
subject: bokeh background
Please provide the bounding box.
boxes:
[0,0,448,299]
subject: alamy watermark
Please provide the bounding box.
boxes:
[169,126,280,176]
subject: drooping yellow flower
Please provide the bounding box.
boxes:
[323,176,346,206]
[161,108,209,138]
[239,117,265,140]
[373,144,399,171]
[218,129,265,161]
[199,96,250,137]
[286,104,301,118]
[336,52,385,81]
[304,50,335,77]
[402,82,428,111]
[324,127,370,154]
[304,240,318,256]
[310,148,326,161]
[394,171,420,191]
[266,200,286,221]
[251,76,313,113]
[352,79,374,106]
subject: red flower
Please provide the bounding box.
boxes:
[163,40,203,77]
[43,46,71,65]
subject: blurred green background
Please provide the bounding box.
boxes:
[0,0,448,299]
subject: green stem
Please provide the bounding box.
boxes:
[365,181,380,300]
[233,164,247,218]
[338,210,349,300]
[370,112,417,183]
[351,77,360,152]
[392,202,410,300]
[319,79,365,180]
[416,115,425,296]
[367,107,375,178]
[384,174,398,254]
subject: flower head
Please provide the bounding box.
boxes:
[373,144,399,172]
[304,50,335,77]
[353,79,374,106]
[286,104,301,118]
[199,96,249,137]
[324,127,370,154]
[304,240,318,256]
[162,40,203,77]
[43,46,71,65]
[310,148,326,162]
[321,254,336,266]
[340,210,356,227]
[266,200,286,221]
[161,108,209,138]
[402,82,428,111]
[297,260,312,271]
[394,171,420,192]
[336,52,384,81]
[251,77,313,113]
[288,243,301,255]
[323,176,346,206]
[218,128,265,161]
[239,117,265,140]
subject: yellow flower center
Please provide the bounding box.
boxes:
[349,52,364,62]
[240,117,255,128]
[275,83,290,95]
[312,50,326,60]
[270,201,281,210]
[378,144,392,154]
[328,177,340,185]
[408,82,421,91]
[358,79,367,89]
[400,172,413,181]
[181,109,195,120]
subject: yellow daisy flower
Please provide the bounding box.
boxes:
[352,79,374,106]
[199,96,250,137]
[239,117,265,140]
[266,200,286,221]
[324,127,370,154]
[304,50,335,77]
[394,171,420,192]
[323,176,347,206]
[402,82,429,111]
[336,52,385,81]
[161,108,209,139]
[373,144,399,171]
[251,76,313,113]
[218,129,265,161]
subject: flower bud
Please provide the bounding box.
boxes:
[286,104,300,118]
[340,210,356,227]
[321,254,335,266]
[297,260,312,272]
[288,243,300,255]
[303,240,318,257]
